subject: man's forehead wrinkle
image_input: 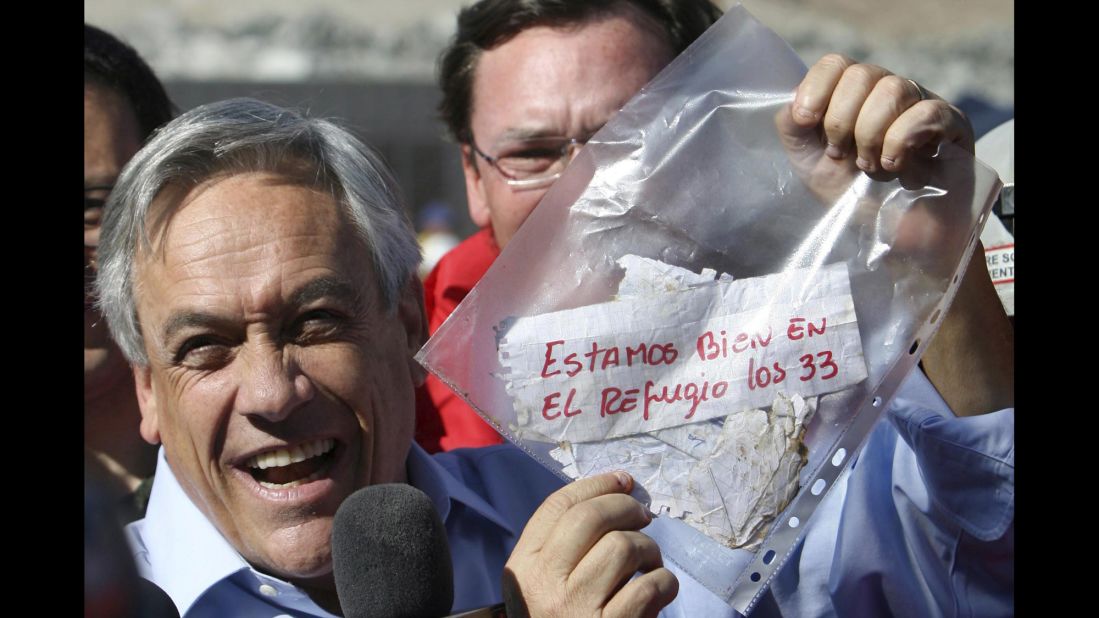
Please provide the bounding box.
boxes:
[148,170,332,251]
[158,268,335,322]
[473,15,668,145]
[289,276,366,311]
[161,309,238,344]
[142,183,218,265]
[493,123,583,143]
[160,209,333,269]
[149,265,366,346]
[499,117,607,140]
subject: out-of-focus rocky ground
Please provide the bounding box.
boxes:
[84,0,1012,109]
[84,0,1012,233]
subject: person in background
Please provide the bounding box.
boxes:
[98,97,673,616]
[85,23,175,522]
[416,200,461,279]
[412,1,1012,614]
[417,0,720,452]
[103,93,1011,618]
[417,0,1012,451]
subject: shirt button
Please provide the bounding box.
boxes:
[259,584,279,597]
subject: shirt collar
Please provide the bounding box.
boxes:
[134,447,251,616]
[134,442,516,615]
[405,442,516,536]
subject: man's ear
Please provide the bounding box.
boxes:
[398,275,429,387]
[133,365,162,445]
[461,144,492,228]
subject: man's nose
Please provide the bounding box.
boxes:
[235,344,314,422]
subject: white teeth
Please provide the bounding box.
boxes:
[246,438,335,470]
[258,467,327,489]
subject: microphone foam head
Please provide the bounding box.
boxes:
[332,483,454,618]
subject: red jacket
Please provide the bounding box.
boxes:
[414,228,506,452]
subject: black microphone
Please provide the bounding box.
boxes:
[135,578,182,618]
[332,484,454,618]
[84,478,181,618]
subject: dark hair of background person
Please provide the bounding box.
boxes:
[85,23,176,139]
[437,0,723,144]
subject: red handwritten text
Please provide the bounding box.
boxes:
[540,340,679,379]
[786,317,827,341]
[643,378,730,420]
[541,388,583,420]
[600,387,640,417]
[695,327,774,361]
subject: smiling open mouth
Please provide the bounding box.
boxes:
[244,439,337,488]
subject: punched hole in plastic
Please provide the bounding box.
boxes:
[831,448,846,467]
[788,516,800,528]
[811,478,827,495]
[750,572,761,582]
[763,550,776,565]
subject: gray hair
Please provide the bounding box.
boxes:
[95,97,422,366]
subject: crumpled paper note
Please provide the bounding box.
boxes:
[540,257,822,550]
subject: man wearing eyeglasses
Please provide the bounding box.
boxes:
[417,0,722,452]
[85,23,175,523]
[418,0,1012,446]
[417,0,1012,615]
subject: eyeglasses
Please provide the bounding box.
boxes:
[469,136,586,190]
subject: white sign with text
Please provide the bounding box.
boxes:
[498,262,867,443]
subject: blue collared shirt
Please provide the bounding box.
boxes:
[655,370,1014,618]
[127,370,1013,617]
[126,442,563,617]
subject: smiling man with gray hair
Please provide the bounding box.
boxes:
[98,85,1013,616]
[98,97,689,617]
